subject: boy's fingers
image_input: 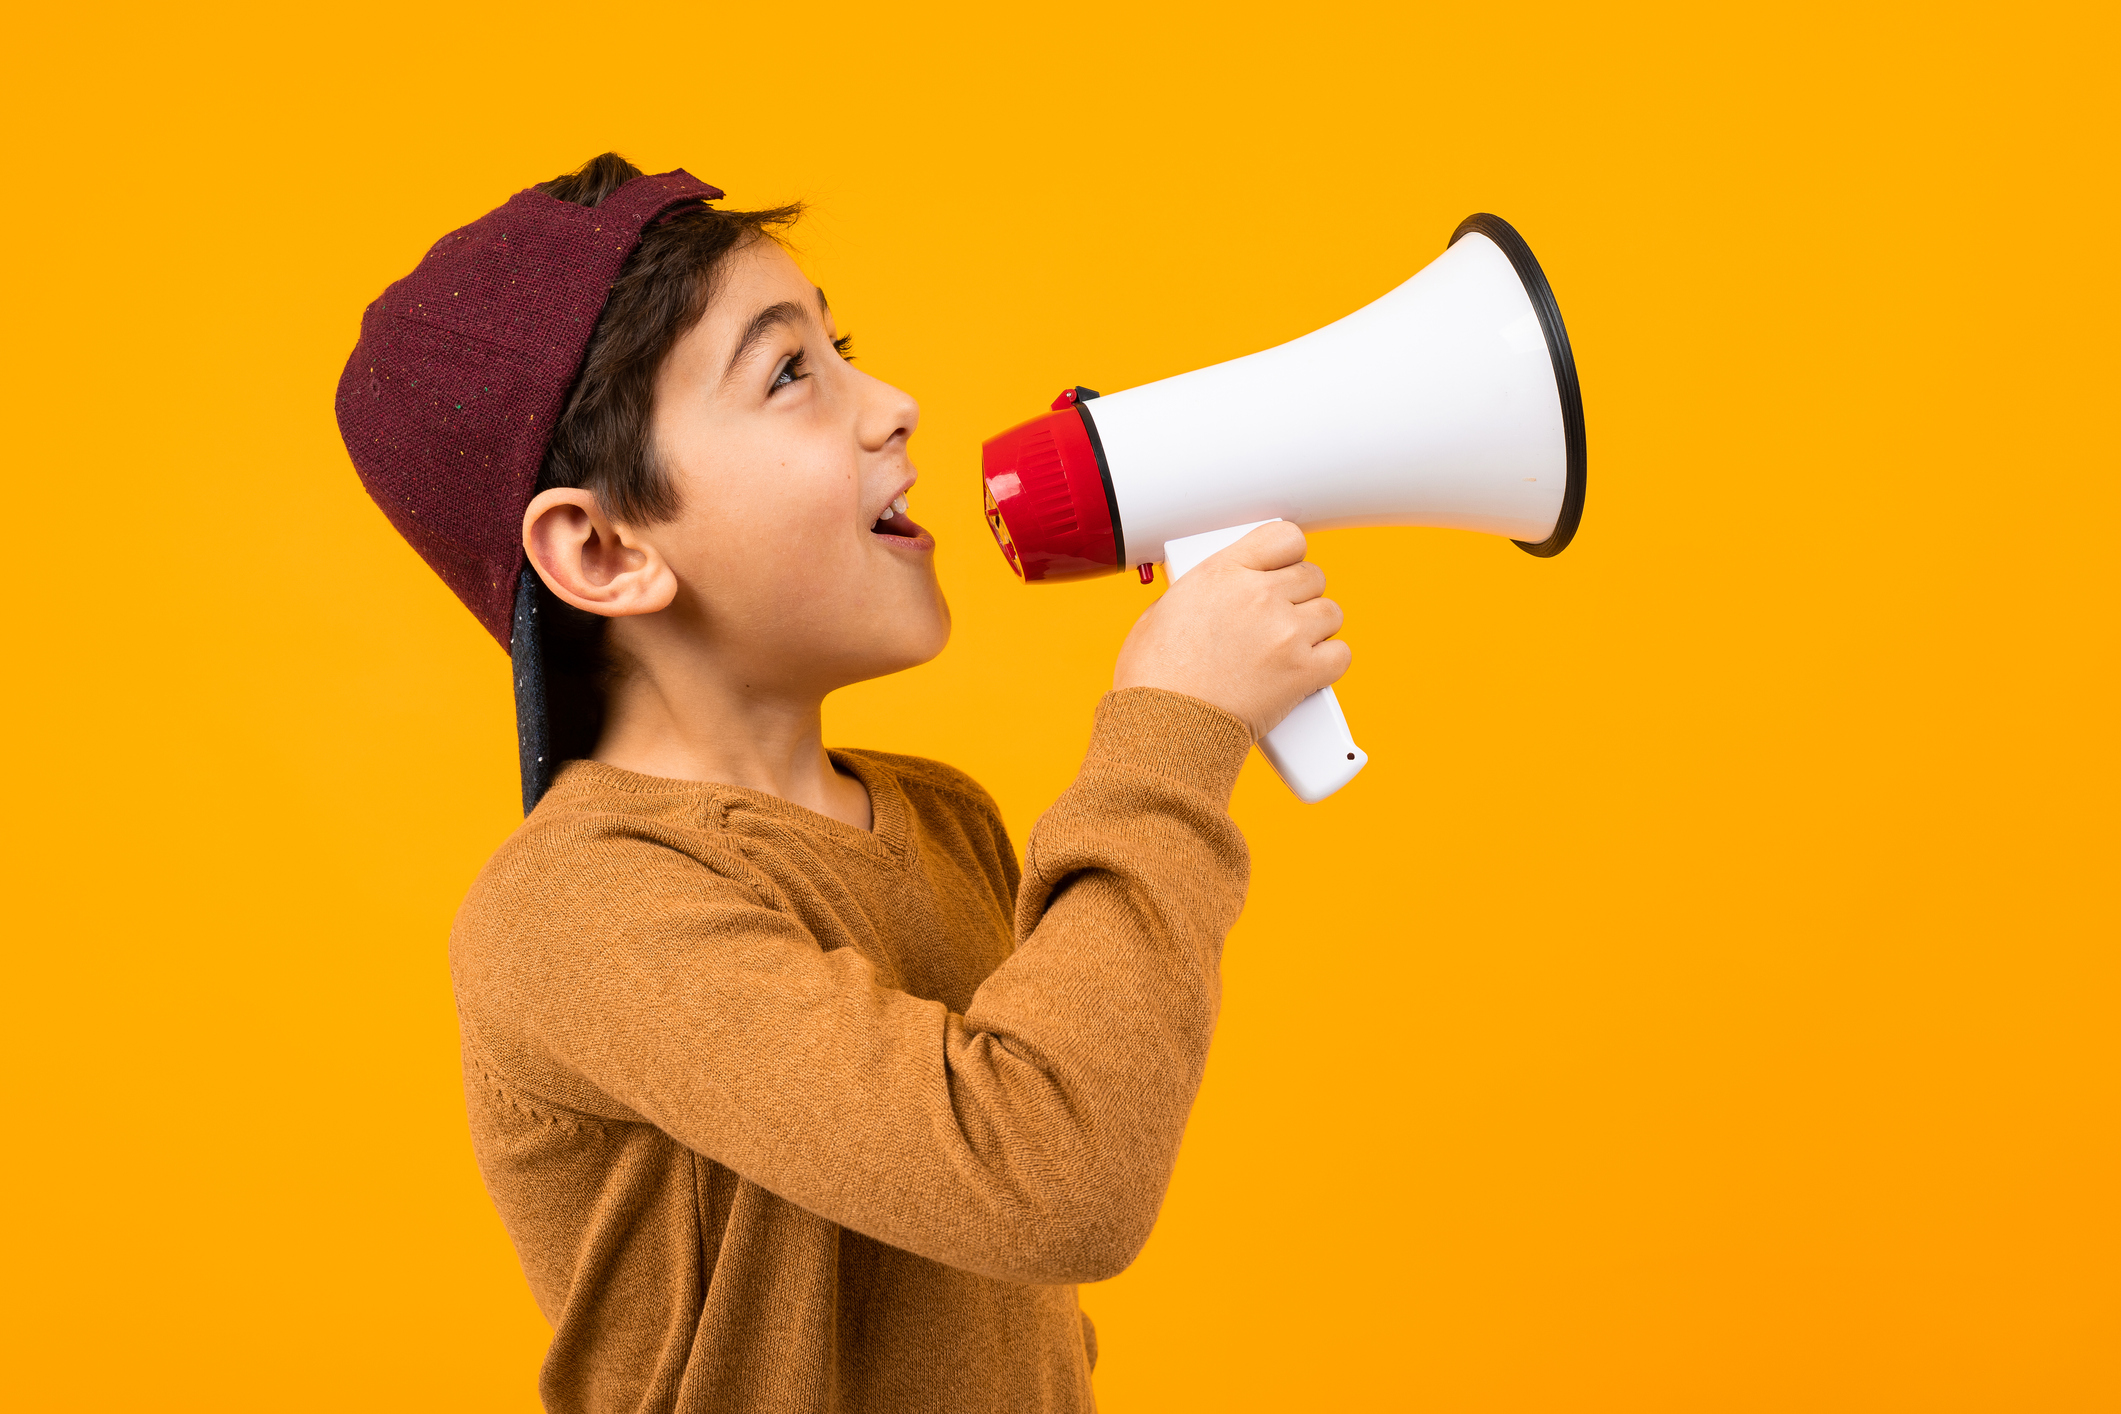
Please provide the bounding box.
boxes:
[1221,521,1308,571]
[1261,560,1328,603]
[1315,637,1354,684]
[1298,595,1345,643]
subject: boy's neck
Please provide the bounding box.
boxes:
[589,647,873,832]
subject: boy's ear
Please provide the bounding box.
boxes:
[522,488,678,618]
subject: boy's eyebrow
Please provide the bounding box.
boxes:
[724,300,810,382]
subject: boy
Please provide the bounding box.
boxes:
[337,154,1347,1414]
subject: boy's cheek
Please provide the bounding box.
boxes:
[737,504,872,605]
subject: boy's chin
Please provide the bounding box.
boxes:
[841,607,951,686]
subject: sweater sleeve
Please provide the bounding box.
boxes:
[453,688,1253,1286]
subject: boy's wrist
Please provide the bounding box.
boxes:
[1086,688,1255,806]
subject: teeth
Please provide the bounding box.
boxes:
[879,507,894,521]
[892,495,909,515]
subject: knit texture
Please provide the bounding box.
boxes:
[335,170,722,648]
[451,689,1254,1413]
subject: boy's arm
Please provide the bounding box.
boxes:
[456,687,1250,1287]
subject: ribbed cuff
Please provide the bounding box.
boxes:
[1085,688,1255,806]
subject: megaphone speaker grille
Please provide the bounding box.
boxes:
[1451,214,1586,557]
[980,403,1124,581]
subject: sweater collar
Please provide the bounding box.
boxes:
[547,752,912,863]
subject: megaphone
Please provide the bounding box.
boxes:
[980,213,1585,803]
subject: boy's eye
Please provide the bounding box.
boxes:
[769,335,852,393]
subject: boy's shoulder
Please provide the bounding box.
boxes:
[455,769,773,952]
[455,755,1012,963]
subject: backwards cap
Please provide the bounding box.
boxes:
[335,167,724,809]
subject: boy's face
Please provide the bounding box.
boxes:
[643,238,949,693]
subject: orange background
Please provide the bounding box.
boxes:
[4,2,2115,1409]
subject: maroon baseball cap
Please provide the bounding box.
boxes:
[336,168,722,811]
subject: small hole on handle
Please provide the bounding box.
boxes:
[1346,752,1355,760]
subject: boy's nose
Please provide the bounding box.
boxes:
[859,369,920,451]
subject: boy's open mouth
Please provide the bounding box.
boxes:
[871,493,924,542]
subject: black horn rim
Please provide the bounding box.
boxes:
[1450,213,1585,558]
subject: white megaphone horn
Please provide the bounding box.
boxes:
[980,213,1585,803]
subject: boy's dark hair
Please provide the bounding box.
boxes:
[536,153,802,521]
[533,153,803,758]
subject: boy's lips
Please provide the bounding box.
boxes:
[870,511,933,553]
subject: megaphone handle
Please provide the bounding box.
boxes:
[1258,686,1368,803]
[1160,522,1369,804]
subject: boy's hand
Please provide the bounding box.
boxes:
[1113,521,1350,739]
